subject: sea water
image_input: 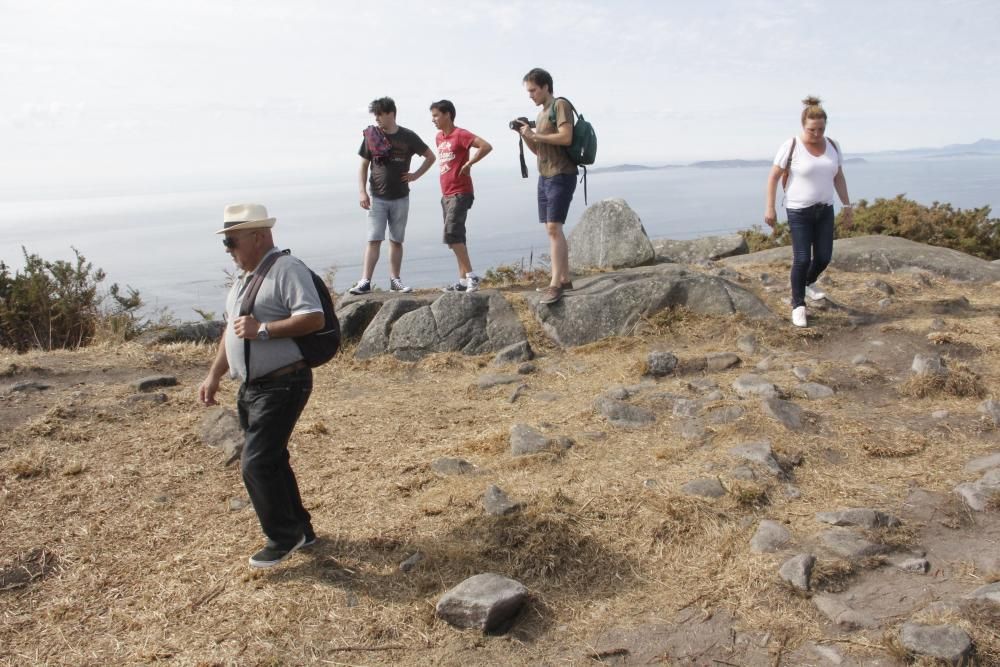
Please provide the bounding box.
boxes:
[1,155,998,320]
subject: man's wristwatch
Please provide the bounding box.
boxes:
[257,322,270,341]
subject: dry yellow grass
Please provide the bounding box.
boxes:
[1,269,999,665]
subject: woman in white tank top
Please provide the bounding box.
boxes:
[764,97,854,328]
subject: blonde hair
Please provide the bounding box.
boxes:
[801,96,827,125]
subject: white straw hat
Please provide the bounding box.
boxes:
[215,203,276,234]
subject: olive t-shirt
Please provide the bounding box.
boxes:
[358,126,430,200]
[535,99,578,178]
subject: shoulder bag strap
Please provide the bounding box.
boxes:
[238,250,285,379]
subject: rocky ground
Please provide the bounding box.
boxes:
[2,240,1000,666]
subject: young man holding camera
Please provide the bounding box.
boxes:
[430,100,493,292]
[512,67,577,305]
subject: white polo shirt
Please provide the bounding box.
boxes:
[774,137,843,210]
[224,249,323,381]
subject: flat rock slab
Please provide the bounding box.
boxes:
[796,382,835,400]
[530,263,774,348]
[431,458,478,476]
[568,198,655,270]
[779,553,815,591]
[354,297,430,359]
[750,520,791,553]
[813,595,876,630]
[477,374,521,390]
[133,375,177,391]
[733,374,778,398]
[483,485,521,516]
[199,407,243,462]
[8,381,52,393]
[954,468,1000,511]
[491,341,534,366]
[705,352,741,371]
[728,441,783,477]
[966,581,1000,605]
[652,233,749,264]
[965,452,1000,474]
[819,528,891,559]
[594,397,656,428]
[704,405,744,425]
[681,478,726,499]
[912,352,947,375]
[509,424,560,456]
[900,623,973,664]
[721,235,1000,283]
[435,573,528,633]
[138,320,225,345]
[816,508,901,529]
[761,397,804,431]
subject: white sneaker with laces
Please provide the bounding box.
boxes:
[792,306,808,328]
[465,274,480,292]
[389,277,413,293]
[348,279,371,295]
[805,283,827,300]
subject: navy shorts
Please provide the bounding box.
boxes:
[441,193,474,244]
[537,172,577,224]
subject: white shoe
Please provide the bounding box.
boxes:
[805,283,827,300]
[792,306,808,328]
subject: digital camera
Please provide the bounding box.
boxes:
[508,117,535,130]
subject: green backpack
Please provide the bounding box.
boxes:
[549,97,597,202]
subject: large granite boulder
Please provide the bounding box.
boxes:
[652,234,749,264]
[355,297,431,359]
[721,235,1000,283]
[385,291,527,361]
[530,264,774,347]
[335,299,383,342]
[568,198,655,271]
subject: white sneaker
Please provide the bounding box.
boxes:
[465,275,480,292]
[388,277,413,293]
[348,279,371,295]
[805,283,827,300]
[792,306,808,328]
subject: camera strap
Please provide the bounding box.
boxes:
[518,137,528,178]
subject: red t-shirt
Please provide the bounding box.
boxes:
[436,127,476,196]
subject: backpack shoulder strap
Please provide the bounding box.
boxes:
[827,137,840,156]
[784,136,797,172]
[550,97,576,125]
[238,249,285,379]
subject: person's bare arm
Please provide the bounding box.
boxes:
[359,158,371,209]
[198,339,230,406]
[764,165,783,229]
[403,148,436,182]
[232,311,325,340]
[459,136,493,177]
[520,99,573,146]
[833,167,853,229]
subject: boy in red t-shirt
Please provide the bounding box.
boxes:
[430,100,493,292]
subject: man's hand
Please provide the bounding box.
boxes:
[458,162,472,178]
[360,193,371,210]
[198,375,220,406]
[232,315,261,339]
[519,123,536,142]
[401,172,420,182]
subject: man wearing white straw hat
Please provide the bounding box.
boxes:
[198,203,324,569]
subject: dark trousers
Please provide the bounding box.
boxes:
[788,203,835,308]
[237,367,313,548]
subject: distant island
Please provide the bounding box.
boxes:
[590,137,998,174]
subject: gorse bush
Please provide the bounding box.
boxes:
[741,195,1000,259]
[0,248,142,352]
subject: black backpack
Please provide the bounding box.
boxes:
[238,250,341,369]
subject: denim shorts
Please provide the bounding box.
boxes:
[537,173,577,224]
[442,193,474,244]
[368,195,410,243]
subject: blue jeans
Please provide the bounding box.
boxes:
[238,366,313,548]
[787,203,834,308]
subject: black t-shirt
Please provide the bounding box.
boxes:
[358,126,430,200]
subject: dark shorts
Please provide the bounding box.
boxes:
[537,172,577,224]
[442,193,474,244]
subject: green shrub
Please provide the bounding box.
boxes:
[740,196,1000,259]
[0,248,143,352]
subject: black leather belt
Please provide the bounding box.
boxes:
[254,360,308,381]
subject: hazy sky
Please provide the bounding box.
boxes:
[2,0,998,194]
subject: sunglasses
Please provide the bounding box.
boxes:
[222,231,257,249]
